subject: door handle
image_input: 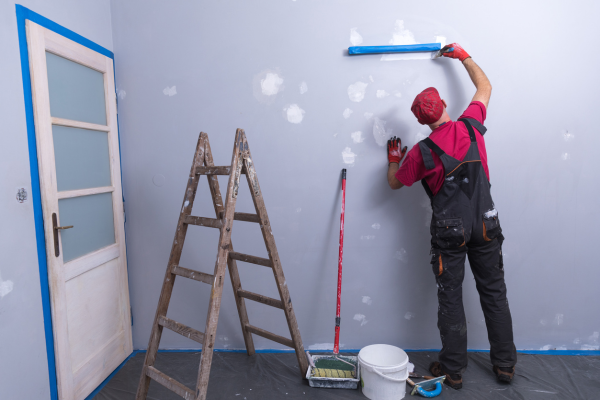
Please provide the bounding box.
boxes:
[52,213,73,257]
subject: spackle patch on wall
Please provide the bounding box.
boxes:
[343,108,353,119]
[348,81,368,102]
[262,72,284,95]
[554,314,564,325]
[350,27,363,46]
[396,249,408,263]
[342,147,356,165]
[253,69,285,103]
[163,86,177,96]
[117,88,126,99]
[563,130,575,141]
[561,153,570,161]
[362,296,372,305]
[353,314,368,326]
[581,332,600,350]
[0,272,14,298]
[376,90,390,99]
[351,131,364,143]
[299,81,308,94]
[373,117,392,146]
[404,312,415,320]
[284,104,305,123]
[364,112,373,120]
[372,223,380,230]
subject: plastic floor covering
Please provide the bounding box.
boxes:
[93,351,600,400]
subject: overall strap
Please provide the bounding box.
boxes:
[419,137,446,171]
[459,118,477,142]
[458,117,487,138]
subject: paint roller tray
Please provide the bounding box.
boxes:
[306,355,360,389]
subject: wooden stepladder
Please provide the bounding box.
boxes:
[136,129,308,400]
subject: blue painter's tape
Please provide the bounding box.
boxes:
[348,43,442,55]
[15,5,117,400]
[15,6,58,400]
[15,5,113,59]
[132,348,600,356]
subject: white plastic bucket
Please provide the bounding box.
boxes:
[358,344,409,400]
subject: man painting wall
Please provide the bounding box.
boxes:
[386,44,517,389]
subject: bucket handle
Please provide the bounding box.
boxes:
[362,364,408,382]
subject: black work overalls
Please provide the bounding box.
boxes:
[420,118,517,375]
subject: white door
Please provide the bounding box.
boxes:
[26,21,132,400]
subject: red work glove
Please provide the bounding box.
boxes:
[387,136,407,164]
[441,43,471,62]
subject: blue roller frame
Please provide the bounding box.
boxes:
[15,5,118,400]
[348,43,442,55]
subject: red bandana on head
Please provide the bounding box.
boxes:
[411,87,444,125]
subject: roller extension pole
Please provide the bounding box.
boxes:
[333,169,347,355]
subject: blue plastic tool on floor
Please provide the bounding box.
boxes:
[348,43,442,55]
[407,376,445,397]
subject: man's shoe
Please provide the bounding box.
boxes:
[429,361,462,390]
[493,365,515,383]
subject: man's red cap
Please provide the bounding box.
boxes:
[411,87,444,125]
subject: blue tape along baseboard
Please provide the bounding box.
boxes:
[348,43,442,55]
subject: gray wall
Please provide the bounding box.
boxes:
[111,0,598,354]
[0,1,114,398]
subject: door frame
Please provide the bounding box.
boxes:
[16,6,129,400]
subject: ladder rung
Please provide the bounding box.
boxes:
[158,315,205,344]
[237,289,283,309]
[245,324,294,348]
[183,215,222,229]
[196,166,232,175]
[146,366,194,400]
[228,251,271,267]
[219,211,261,223]
[172,265,214,285]
[234,212,261,223]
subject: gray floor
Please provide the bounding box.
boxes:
[93,351,600,400]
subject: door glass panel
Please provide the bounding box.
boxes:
[53,125,111,191]
[46,52,107,125]
[58,193,115,262]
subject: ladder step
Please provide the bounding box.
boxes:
[196,166,232,175]
[219,211,261,223]
[228,252,272,268]
[158,315,205,344]
[234,212,261,223]
[183,215,222,229]
[245,324,294,348]
[237,289,283,309]
[172,265,215,285]
[146,366,194,400]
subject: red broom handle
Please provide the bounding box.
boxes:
[334,169,346,355]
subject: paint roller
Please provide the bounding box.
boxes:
[348,43,453,59]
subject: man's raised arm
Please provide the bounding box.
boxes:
[441,43,492,109]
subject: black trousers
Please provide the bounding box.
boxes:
[430,229,517,375]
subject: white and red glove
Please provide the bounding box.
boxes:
[441,43,471,62]
[387,136,407,164]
